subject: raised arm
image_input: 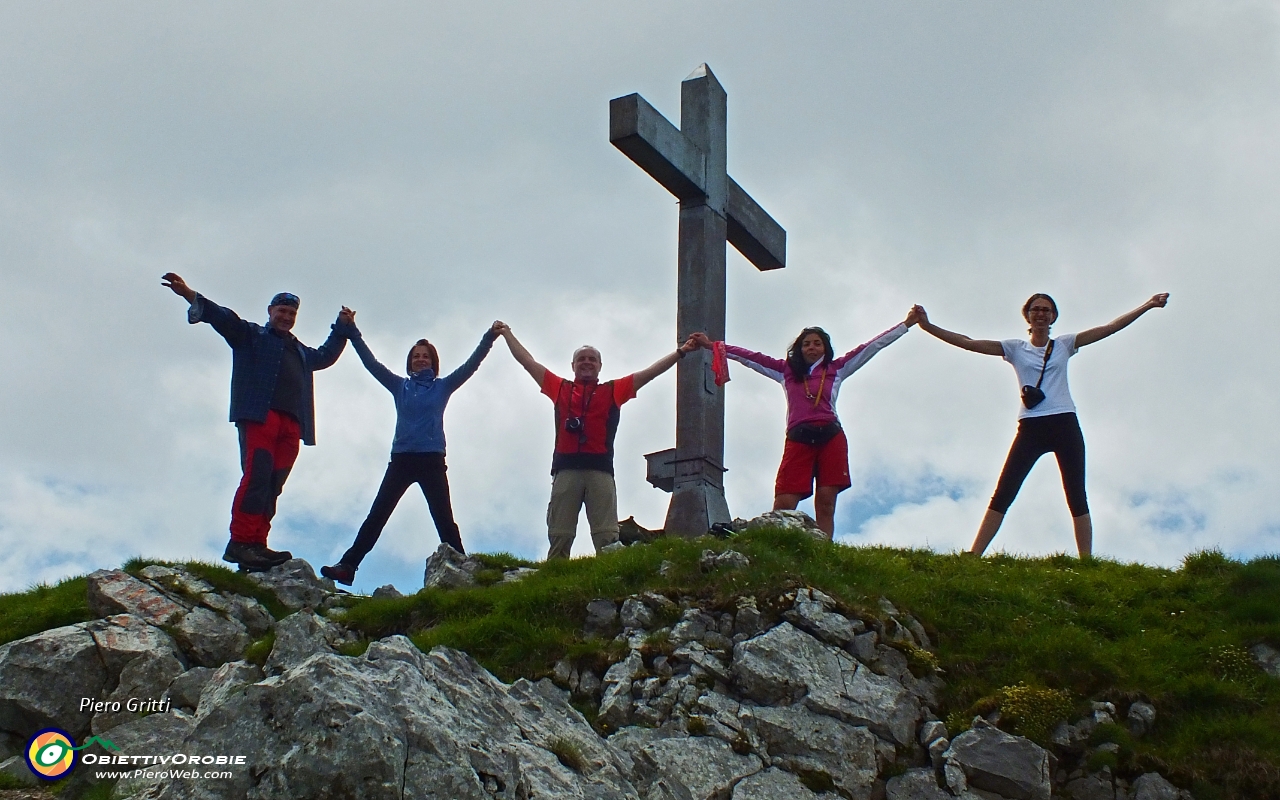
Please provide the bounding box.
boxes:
[632,336,699,391]
[440,321,502,392]
[307,307,355,372]
[163,272,254,348]
[496,324,548,386]
[344,316,402,392]
[914,305,1004,356]
[1074,293,1169,348]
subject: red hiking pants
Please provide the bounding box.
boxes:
[229,410,301,545]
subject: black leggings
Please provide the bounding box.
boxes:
[989,412,1089,517]
[340,452,464,568]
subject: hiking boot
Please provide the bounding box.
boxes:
[320,563,356,586]
[260,545,293,563]
[222,541,278,572]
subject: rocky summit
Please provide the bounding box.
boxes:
[0,525,1198,799]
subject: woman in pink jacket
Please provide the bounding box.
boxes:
[692,307,919,538]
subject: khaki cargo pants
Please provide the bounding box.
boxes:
[546,469,621,559]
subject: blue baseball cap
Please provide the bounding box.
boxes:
[269,292,300,308]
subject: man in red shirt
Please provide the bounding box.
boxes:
[498,324,697,558]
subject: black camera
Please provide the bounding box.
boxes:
[564,416,585,434]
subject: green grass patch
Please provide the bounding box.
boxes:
[243,631,275,666]
[0,576,94,647]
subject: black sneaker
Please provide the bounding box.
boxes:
[222,541,278,572]
[320,563,356,586]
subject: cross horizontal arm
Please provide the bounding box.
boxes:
[610,93,706,202]
[726,177,786,272]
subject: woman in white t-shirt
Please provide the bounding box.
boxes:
[913,292,1169,557]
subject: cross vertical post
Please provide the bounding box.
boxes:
[610,64,786,537]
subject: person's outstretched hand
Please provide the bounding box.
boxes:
[689,332,713,350]
[1147,293,1170,309]
[679,335,699,353]
[161,273,196,302]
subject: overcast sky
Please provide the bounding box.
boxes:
[1,2,1276,594]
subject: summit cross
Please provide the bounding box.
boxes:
[610,64,786,537]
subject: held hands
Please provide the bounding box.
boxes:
[161,273,196,302]
[337,306,357,326]
[905,305,924,328]
[688,332,714,350]
[492,321,512,337]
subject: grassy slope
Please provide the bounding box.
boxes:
[2,529,1278,798]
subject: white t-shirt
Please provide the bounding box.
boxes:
[1001,333,1079,419]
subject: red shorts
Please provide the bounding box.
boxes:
[774,430,852,499]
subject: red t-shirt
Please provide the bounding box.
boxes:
[540,371,637,475]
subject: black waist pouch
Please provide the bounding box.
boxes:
[786,421,842,446]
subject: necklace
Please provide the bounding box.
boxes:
[805,365,828,407]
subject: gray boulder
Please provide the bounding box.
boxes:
[0,754,39,787]
[171,606,251,668]
[1251,643,1280,679]
[642,735,762,800]
[585,598,620,638]
[89,613,184,676]
[195,661,265,719]
[148,637,637,800]
[598,649,644,729]
[672,641,731,682]
[501,567,539,583]
[784,588,863,647]
[86,569,186,626]
[371,584,403,599]
[732,623,921,746]
[700,549,751,571]
[1132,772,1193,800]
[247,558,336,609]
[734,596,766,638]
[1127,701,1157,737]
[733,767,835,799]
[91,650,185,734]
[1066,771,1117,800]
[0,614,185,741]
[744,510,826,539]
[741,703,879,799]
[165,666,215,711]
[944,719,1051,800]
[621,597,655,630]
[105,712,198,796]
[264,610,345,677]
[887,767,973,800]
[422,544,478,590]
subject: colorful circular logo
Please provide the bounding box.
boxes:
[25,728,76,780]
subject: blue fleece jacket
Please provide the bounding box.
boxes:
[350,329,498,454]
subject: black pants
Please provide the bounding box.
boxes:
[989,412,1089,517]
[340,452,464,568]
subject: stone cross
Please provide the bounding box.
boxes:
[610,64,786,537]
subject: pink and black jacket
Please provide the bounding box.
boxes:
[723,323,909,432]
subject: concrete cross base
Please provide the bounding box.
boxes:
[664,481,731,538]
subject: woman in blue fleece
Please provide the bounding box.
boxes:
[321,319,502,586]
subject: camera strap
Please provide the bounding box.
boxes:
[1034,340,1055,390]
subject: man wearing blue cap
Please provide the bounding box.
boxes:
[162,273,355,572]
